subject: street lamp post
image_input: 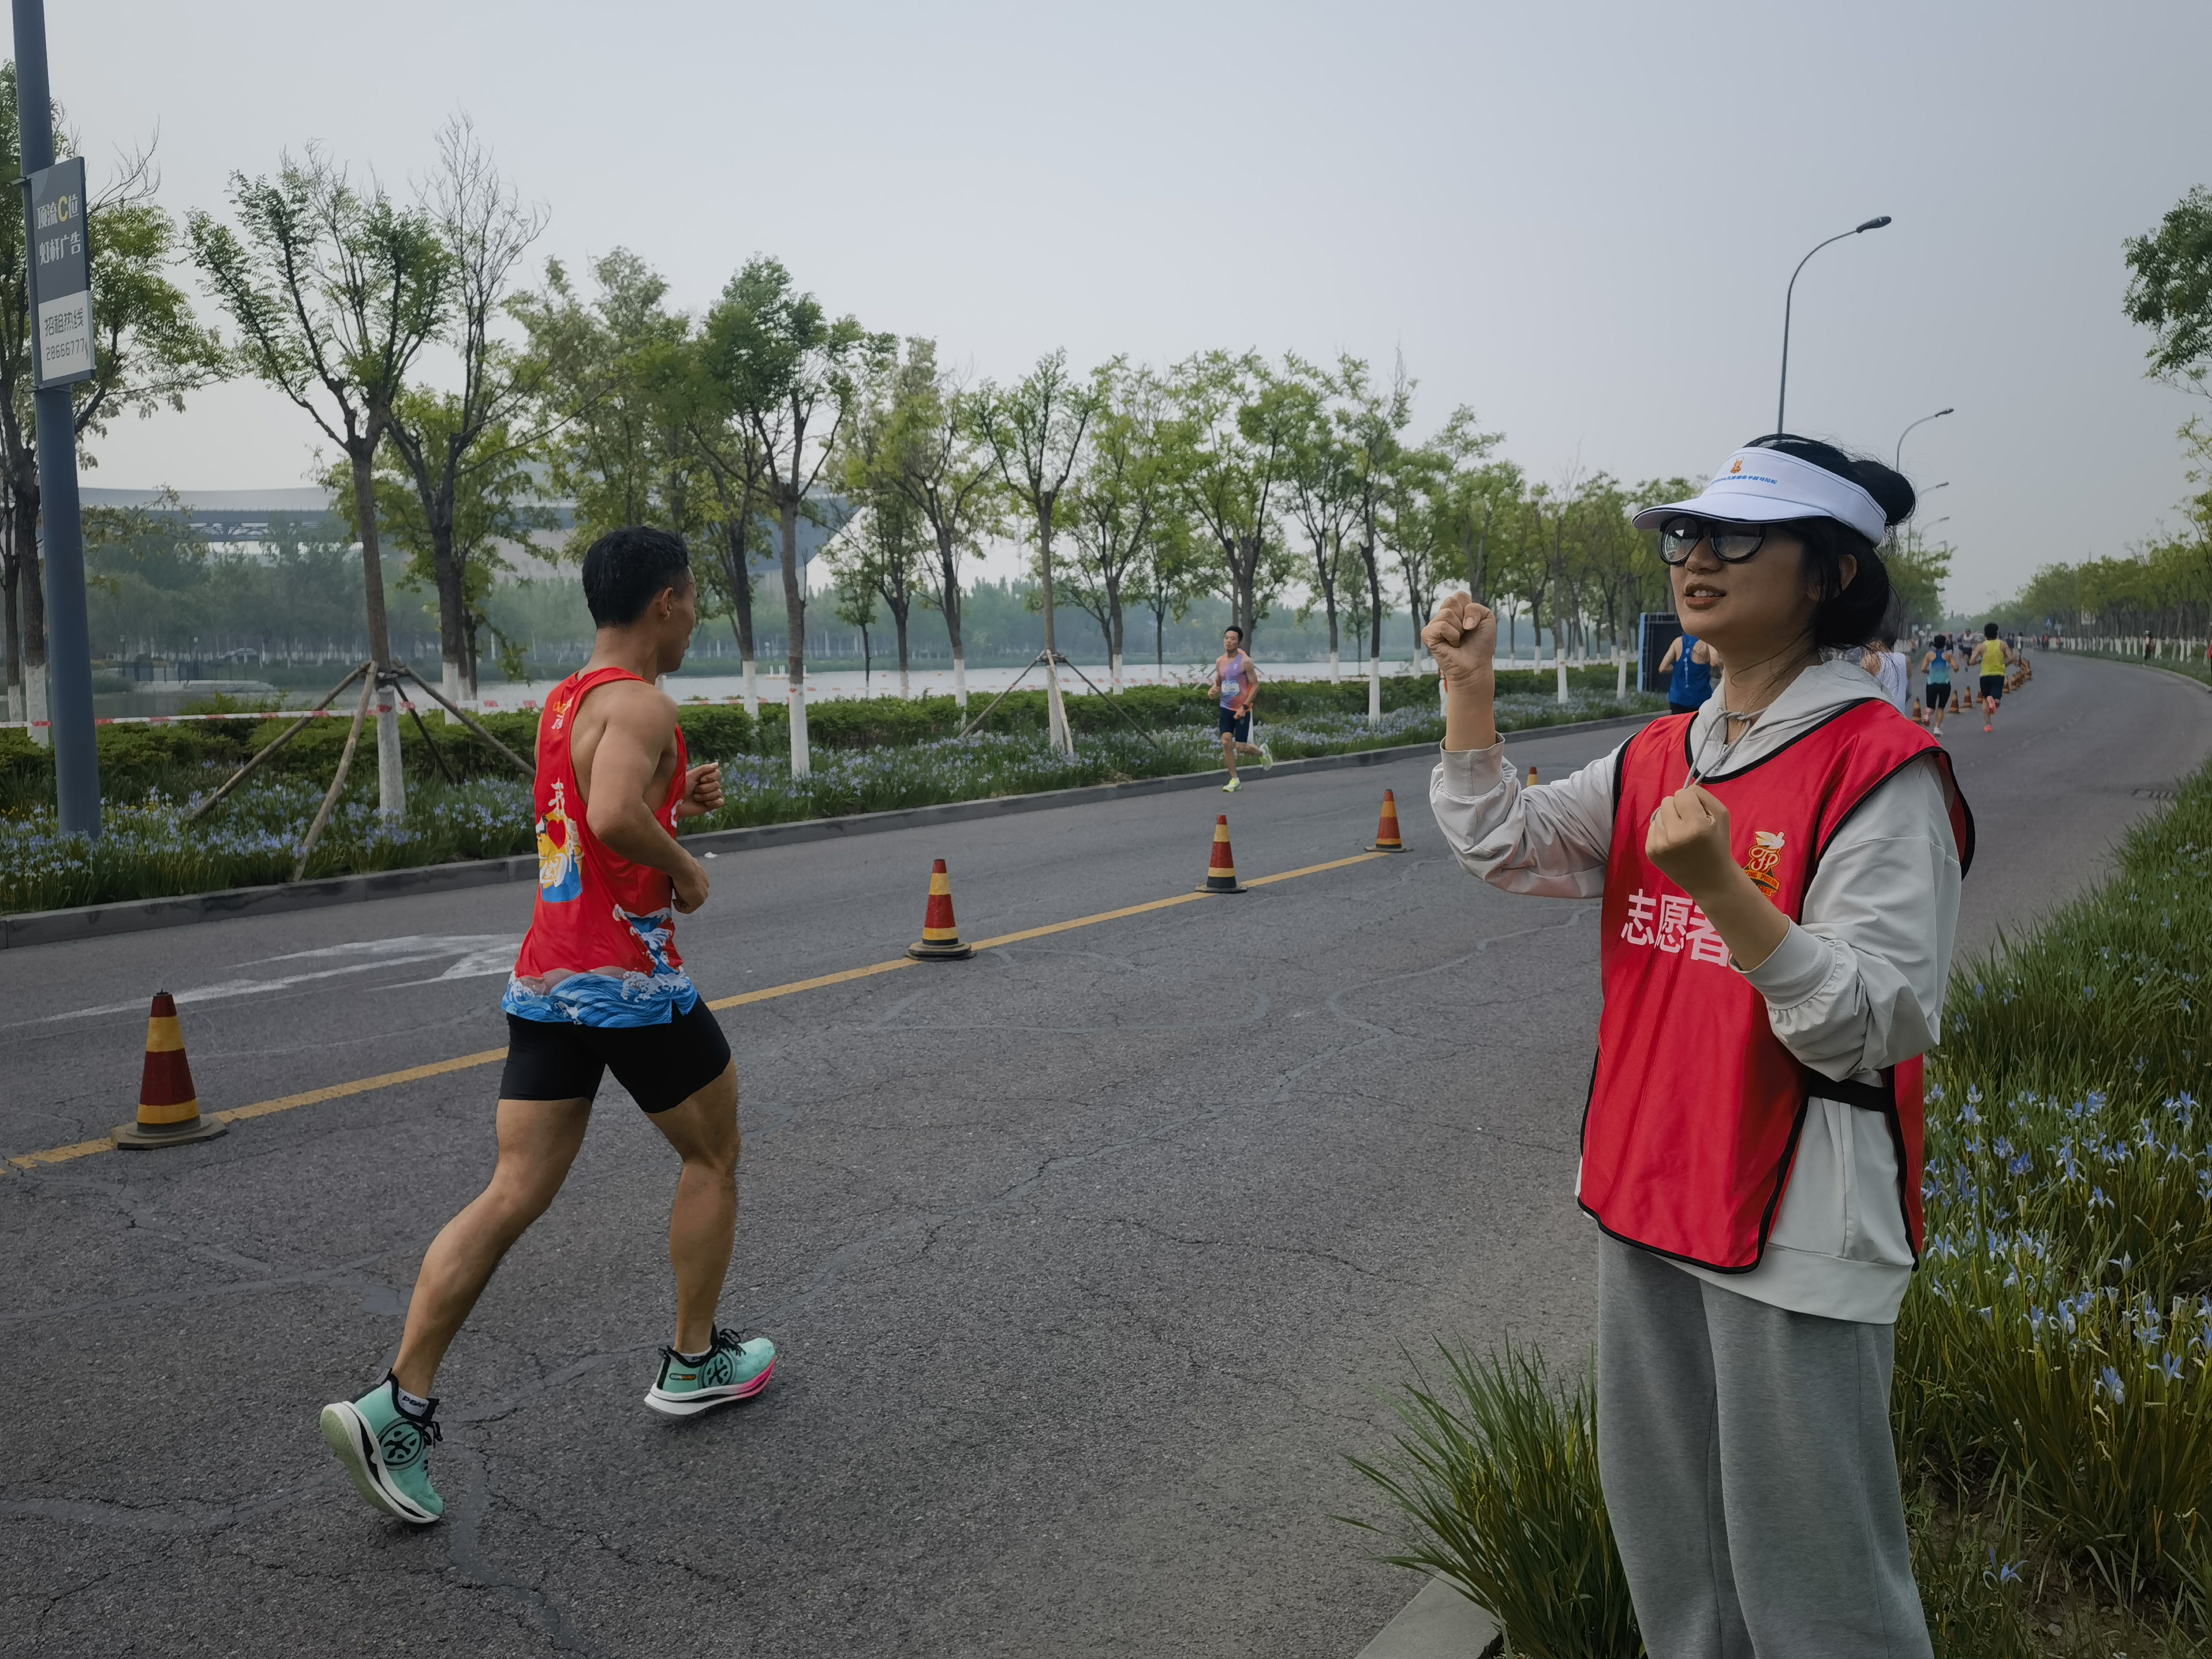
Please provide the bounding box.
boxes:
[1895,407,1954,471]
[1776,216,1893,436]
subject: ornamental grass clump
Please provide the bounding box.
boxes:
[1900,761,2212,1609]
[1346,1342,1641,1659]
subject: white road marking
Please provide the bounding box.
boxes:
[22,935,522,1025]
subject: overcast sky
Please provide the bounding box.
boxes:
[41,0,2212,612]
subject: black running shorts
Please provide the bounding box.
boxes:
[500,1003,732,1112]
[1980,675,2005,703]
[1218,706,1251,740]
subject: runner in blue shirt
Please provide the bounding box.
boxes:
[1658,631,1715,715]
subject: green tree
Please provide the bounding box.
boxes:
[664,325,774,716]
[1130,508,1204,673]
[1336,354,1413,715]
[2123,185,2212,393]
[703,256,889,777]
[189,149,453,817]
[352,396,548,691]
[825,484,925,696]
[1278,357,1359,681]
[0,64,222,733]
[840,339,997,707]
[1171,349,1296,653]
[975,348,1097,754]
[381,118,549,714]
[514,249,696,550]
[1065,358,1177,689]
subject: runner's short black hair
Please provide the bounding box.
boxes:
[1741,434,1915,653]
[582,527,693,627]
[1984,621,2000,639]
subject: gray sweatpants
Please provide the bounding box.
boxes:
[1595,1236,1932,1659]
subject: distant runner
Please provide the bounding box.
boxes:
[1657,631,1715,715]
[319,527,771,1528]
[1209,625,1272,793]
[1975,622,2014,732]
[1920,633,1957,736]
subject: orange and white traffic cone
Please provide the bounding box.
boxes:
[907,858,975,960]
[1196,814,1245,894]
[112,993,227,1149]
[1368,788,1406,852]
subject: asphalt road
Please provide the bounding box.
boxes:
[3,653,2204,1659]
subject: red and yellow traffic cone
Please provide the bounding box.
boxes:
[1196,814,1245,894]
[112,993,227,1149]
[1368,788,1406,852]
[1527,765,1540,786]
[907,858,975,960]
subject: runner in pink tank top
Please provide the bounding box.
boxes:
[319,529,776,1531]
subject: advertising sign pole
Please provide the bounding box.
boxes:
[12,0,101,837]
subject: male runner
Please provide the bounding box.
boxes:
[319,527,771,1527]
[1656,631,1715,715]
[1920,633,1957,736]
[1974,621,2014,732]
[1209,624,1272,792]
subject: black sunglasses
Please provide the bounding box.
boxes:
[1658,517,1767,565]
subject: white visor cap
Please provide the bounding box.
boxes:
[1630,447,1889,545]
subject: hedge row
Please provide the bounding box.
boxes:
[0,666,1631,795]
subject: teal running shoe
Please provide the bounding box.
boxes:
[645,1328,776,1417]
[320,1374,444,1525]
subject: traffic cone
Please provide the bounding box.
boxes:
[1527,765,1540,786]
[1911,695,1924,724]
[1368,788,1406,852]
[112,993,227,1149]
[907,859,975,960]
[1196,814,1245,894]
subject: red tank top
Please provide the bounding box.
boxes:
[511,666,690,988]
[1580,700,1973,1272]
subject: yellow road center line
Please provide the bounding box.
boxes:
[6,850,1388,1170]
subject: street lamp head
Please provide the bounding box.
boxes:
[1934,406,1954,416]
[1857,215,1893,233]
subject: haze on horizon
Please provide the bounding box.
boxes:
[38,0,2212,613]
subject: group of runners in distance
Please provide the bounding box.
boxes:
[1667,617,2029,738]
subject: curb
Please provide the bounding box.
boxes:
[0,710,1657,950]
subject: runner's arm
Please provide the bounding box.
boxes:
[583,684,709,905]
[1657,638,1682,673]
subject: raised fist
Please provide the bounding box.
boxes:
[1423,592,1497,690]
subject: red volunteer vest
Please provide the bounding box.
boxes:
[511,666,690,983]
[1581,699,1974,1272]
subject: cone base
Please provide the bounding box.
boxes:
[907,941,975,961]
[1366,841,1407,853]
[1194,880,1247,894]
[112,1114,228,1150]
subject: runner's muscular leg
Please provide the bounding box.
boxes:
[392,1096,593,1395]
[646,1060,740,1355]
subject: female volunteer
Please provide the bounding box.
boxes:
[1425,435,1973,1658]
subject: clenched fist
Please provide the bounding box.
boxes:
[1645,784,1739,896]
[1424,592,1497,690]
